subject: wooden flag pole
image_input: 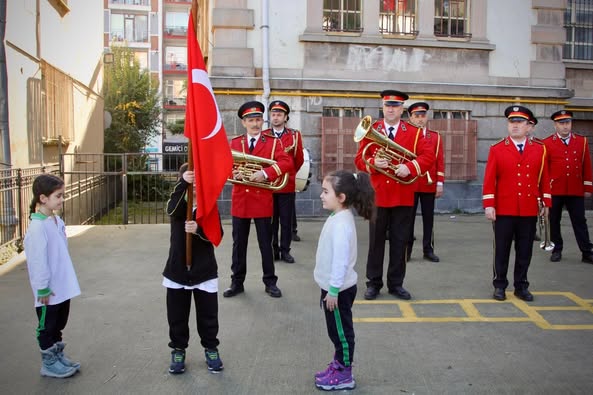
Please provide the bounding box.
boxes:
[185,0,198,270]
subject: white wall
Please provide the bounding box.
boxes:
[5,1,104,167]
[487,0,533,78]
[247,0,306,70]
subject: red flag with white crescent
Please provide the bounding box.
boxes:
[184,13,232,246]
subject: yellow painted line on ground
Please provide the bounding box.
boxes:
[353,292,593,330]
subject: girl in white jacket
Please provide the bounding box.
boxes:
[24,174,80,378]
[313,170,375,391]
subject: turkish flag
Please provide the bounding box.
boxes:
[184,13,232,246]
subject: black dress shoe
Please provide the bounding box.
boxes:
[493,288,506,301]
[273,251,280,261]
[223,283,244,298]
[292,233,301,242]
[265,284,282,298]
[550,251,562,262]
[364,287,379,300]
[423,252,440,262]
[514,289,534,302]
[281,252,295,263]
[389,286,411,300]
[581,254,593,264]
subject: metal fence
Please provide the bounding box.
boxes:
[0,153,188,261]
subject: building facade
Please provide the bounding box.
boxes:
[205,0,593,215]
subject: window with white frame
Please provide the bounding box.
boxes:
[380,0,418,36]
[165,47,187,71]
[322,0,363,33]
[434,0,471,38]
[165,12,188,35]
[563,0,593,61]
[110,13,148,43]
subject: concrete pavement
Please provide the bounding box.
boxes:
[1,214,593,394]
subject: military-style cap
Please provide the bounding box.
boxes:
[550,110,573,123]
[504,105,533,122]
[529,115,538,125]
[238,101,265,119]
[380,89,409,105]
[269,100,290,114]
[408,102,430,114]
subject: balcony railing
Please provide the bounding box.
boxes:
[109,0,150,6]
[164,63,187,72]
[164,25,188,36]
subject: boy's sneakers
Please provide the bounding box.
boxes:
[315,360,356,391]
[169,349,186,374]
[205,349,224,373]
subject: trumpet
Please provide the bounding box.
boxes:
[354,115,430,184]
[537,197,554,251]
[229,150,289,191]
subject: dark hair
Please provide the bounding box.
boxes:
[179,162,189,178]
[324,170,375,221]
[29,174,65,216]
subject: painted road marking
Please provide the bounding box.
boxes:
[353,292,593,330]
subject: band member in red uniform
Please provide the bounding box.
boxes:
[265,100,304,264]
[483,105,551,302]
[543,110,593,264]
[223,101,292,298]
[406,102,445,263]
[355,90,435,300]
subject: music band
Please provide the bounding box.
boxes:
[220,95,592,304]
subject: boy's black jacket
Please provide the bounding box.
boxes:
[162,178,219,285]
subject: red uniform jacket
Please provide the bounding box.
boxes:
[355,119,435,207]
[230,133,292,218]
[542,133,593,196]
[263,127,304,193]
[482,137,551,216]
[415,128,445,193]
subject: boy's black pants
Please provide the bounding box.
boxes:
[36,300,70,350]
[166,287,219,351]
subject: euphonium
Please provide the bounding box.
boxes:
[353,115,419,184]
[537,197,554,251]
[228,150,289,191]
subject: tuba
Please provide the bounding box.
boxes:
[537,197,554,251]
[228,150,289,191]
[354,115,423,184]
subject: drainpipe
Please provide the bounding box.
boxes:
[0,0,11,168]
[261,0,270,125]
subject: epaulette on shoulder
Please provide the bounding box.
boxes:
[286,127,300,134]
[542,134,555,141]
[574,132,585,138]
[531,137,544,145]
[232,135,243,140]
[491,138,505,147]
[263,132,277,138]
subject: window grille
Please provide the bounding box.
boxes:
[322,0,363,33]
[563,0,593,61]
[41,61,74,143]
[379,0,418,36]
[434,0,471,38]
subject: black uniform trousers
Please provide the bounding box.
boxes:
[231,216,277,286]
[408,192,436,254]
[36,299,70,350]
[272,192,295,255]
[549,195,593,255]
[166,287,219,351]
[292,203,298,235]
[320,285,356,368]
[493,215,537,290]
[366,206,414,291]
